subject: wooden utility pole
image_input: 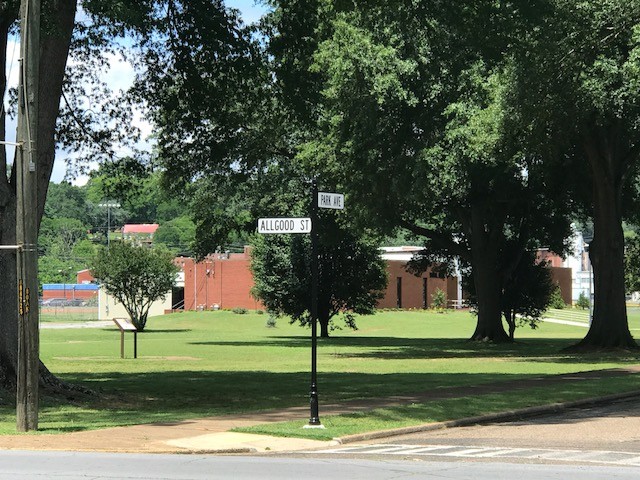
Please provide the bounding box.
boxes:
[16,0,40,432]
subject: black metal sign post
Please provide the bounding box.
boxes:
[308,178,322,427]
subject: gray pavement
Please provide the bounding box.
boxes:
[2,450,638,480]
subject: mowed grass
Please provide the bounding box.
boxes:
[1,309,639,435]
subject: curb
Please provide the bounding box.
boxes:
[333,389,640,445]
[176,448,257,455]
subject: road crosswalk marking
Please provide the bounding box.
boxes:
[313,443,640,467]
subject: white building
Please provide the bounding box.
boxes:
[563,229,593,304]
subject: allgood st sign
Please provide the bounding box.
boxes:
[257,218,312,234]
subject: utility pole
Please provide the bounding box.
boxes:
[16,0,41,432]
[98,201,120,248]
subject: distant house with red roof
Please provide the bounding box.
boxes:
[122,224,159,244]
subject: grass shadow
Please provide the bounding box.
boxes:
[191,336,640,364]
[23,366,640,434]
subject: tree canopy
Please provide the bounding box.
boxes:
[90,242,178,331]
[281,1,572,341]
[510,0,640,348]
[251,213,388,337]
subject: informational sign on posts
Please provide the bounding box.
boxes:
[318,192,344,210]
[257,217,312,234]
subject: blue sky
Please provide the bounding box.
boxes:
[227,0,269,25]
[1,0,267,184]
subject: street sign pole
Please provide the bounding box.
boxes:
[255,182,344,428]
[308,178,321,427]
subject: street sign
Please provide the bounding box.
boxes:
[257,217,312,234]
[318,192,344,210]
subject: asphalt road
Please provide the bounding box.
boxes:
[0,450,638,480]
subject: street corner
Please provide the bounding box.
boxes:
[163,431,336,454]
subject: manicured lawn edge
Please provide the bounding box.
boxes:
[234,376,640,441]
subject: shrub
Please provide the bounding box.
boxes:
[266,315,277,328]
[576,291,590,310]
[431,288,447,312]
[232,307,248,314]
[548,285,566,309]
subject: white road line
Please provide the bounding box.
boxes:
[314,444,640,466]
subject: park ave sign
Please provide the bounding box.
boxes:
[257,217,312,234]
[257,192,343,234]
[318,192,344,209]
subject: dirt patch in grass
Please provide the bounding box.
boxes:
[144,356,201,361]
[54,356,111,361]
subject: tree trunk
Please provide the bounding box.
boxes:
[505,310,516,341]
[0,0,78,391]
[319,313,330,338]
[470,257,510,342]
[468,206,511,342]
[0,7,18,388]
[571,136,637,350]
[0,204,19,388]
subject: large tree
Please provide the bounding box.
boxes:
[290,1,571,341]
[0,0,78,389]
[511,0,640,349]
[138,1,574,342]
[0,1,182,390]
[251,214,387,337]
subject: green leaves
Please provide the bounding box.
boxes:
[250,215,387,336]
[314,16,418,108]
[91,242,179,330]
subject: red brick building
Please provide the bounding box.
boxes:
[377,247,459,309]
[177,246,460,312]
[536,249,575,305]
[178,247,264,311]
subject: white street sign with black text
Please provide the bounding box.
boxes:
[318,192,344,210]
[258,218,312,234]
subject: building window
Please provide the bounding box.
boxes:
[396,277,402,309]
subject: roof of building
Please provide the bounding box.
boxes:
[379,246,423,261]
[122,224,159,234]
[43,284,100,291]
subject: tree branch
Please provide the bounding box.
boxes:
[398,218,469,260]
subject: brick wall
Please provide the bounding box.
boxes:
[181,254,264,311]
[181,254,460,312]
[377,261,457,309]
[550,266,573,304]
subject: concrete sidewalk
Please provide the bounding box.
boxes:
[0,367,639,455]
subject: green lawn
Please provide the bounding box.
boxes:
[0,309,638,435]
